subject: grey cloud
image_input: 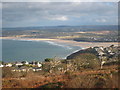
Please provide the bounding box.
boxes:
[2,2,118,27]
[2,0,119,2]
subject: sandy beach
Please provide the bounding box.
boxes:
[1,36,118,49]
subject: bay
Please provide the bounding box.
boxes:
[2,39,81,62]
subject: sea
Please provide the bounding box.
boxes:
[2,39,81,62]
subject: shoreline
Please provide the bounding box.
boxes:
[1,36,119,62]
[1,36,118,49]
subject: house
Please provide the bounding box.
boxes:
[108,50,112,53]
[97,48,105,56]
[29,61,42,67]
[21,61,29,65]
[0,64,4,67]
[29,61,36,65]
[99,46,104,51]
[110,52,115,55]
[5,63,12,67]
[32,67,42,72]
[15,62,23,66]
[37,62,42,67]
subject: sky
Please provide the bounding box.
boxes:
[2,2,118,28]
[1,0,119,2]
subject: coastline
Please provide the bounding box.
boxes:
[1,36,118,49]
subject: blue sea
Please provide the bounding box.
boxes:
[2,39,81,62]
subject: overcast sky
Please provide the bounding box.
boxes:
[2,2,118,28]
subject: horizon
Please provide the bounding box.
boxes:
[2,25,118,29]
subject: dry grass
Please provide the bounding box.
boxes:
[2,65,119,88]
[64,66,119,88]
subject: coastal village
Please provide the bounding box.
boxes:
[1,45,119,88]
[0,45,119,73]
[0,61,42,72]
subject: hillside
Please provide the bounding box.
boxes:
[67,45,119,66]
[2,65,119,88]
[1,45,119,88]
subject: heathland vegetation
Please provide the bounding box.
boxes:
[1,45,119,88]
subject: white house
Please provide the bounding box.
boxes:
[0,64,4,67]
[108,50,112,53]
[21,61,29,65]
[15,62,23,66]
[37,62,42,67]
[98,51,105,56]
[5,63,12,67]
[110,52,115,55]
[99,46,104,51]
[32,67,42,72]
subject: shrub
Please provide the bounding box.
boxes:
[2,67,14,78]
[44,58,54,62]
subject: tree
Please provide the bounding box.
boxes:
[44,58,53,62]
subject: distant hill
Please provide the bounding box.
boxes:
[2,25,118,32]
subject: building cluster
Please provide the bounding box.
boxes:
[93,45,118,63]
[0,45,119,73]
[0,61,42,72]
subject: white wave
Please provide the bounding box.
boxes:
[65,47,83,59]
[44,41,73,50]
[72,49,80,53]
[7,38,73,50]
[3,38,39,42]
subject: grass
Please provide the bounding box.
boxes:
[2,64,118,88]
